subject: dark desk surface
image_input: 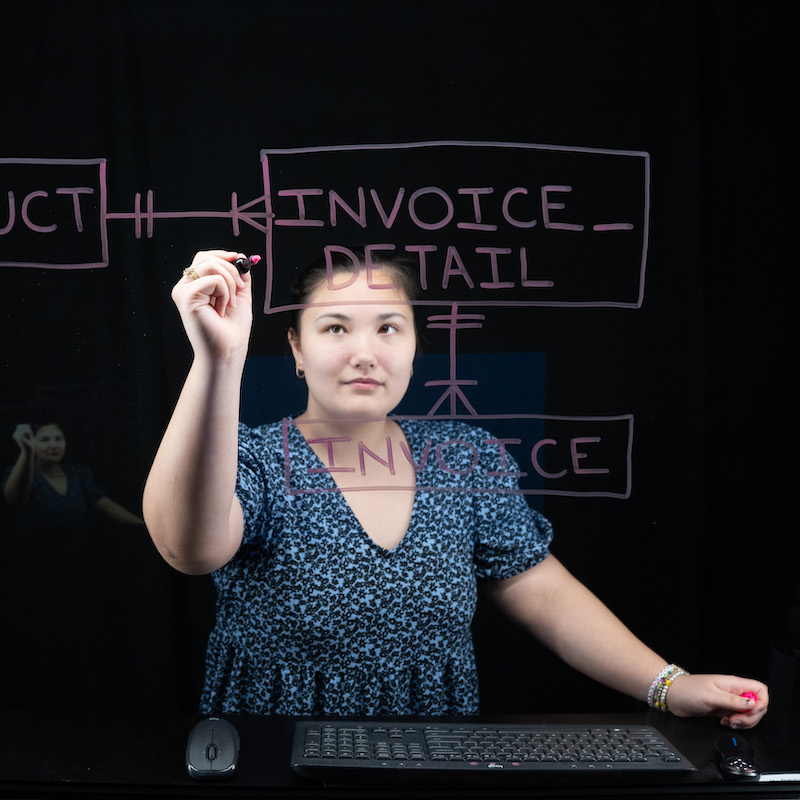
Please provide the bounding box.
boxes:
[1,708,798,799]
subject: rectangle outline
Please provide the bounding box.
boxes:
[281,412,634,499]
[0,157,109,269]
[259,140,650,312]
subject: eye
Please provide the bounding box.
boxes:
[326,324,346,334]
[379,323,398,334]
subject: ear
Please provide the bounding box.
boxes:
[287,328,301,360]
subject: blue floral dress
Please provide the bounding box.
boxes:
[2,463,104,529]
[200,417,553,716]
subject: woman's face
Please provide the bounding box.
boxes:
[34,424,66,465]
[289,268,417,422]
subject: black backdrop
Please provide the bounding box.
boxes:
[1,1,797,717]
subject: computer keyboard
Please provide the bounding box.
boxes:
[291,720,696,783]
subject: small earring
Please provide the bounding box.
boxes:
[295,365,305,379]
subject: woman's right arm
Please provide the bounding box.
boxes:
[143,250,254,575]
[3,425,36,508]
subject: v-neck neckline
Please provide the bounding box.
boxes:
[38,469,69,497]
[288,417,420,554]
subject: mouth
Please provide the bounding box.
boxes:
[345,377,382,389]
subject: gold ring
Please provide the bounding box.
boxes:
[182,266,200,281]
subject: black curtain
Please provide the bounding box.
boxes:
[1,0,796,714]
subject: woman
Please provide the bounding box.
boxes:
[143,248,768,726]
[4,422,144,529]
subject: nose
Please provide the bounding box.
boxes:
[349,333,377,370]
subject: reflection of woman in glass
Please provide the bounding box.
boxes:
[3,422,144,529]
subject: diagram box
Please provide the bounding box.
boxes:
[0,158,108,269]
[260,141,650,313]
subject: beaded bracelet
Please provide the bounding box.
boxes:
[647,663,690,712]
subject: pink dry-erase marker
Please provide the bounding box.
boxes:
[234,255,261,274]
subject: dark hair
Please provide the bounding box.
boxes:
[34,421,64,436]
[289,246,421,342]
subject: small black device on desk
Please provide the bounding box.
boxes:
[716,731,760,780]
[185,716,240,780]
[290,720,696,784]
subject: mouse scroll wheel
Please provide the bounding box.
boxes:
[206,743,218,762]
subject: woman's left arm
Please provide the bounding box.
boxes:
[93,496,145,525]
[484,554,768,728]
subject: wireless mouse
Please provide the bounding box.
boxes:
[185,716,240,780]
[715,732,759,780]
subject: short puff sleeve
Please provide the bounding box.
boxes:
[467,429,553,581]
[234,422,277,548]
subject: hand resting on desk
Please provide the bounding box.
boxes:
[665,674,768,730]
